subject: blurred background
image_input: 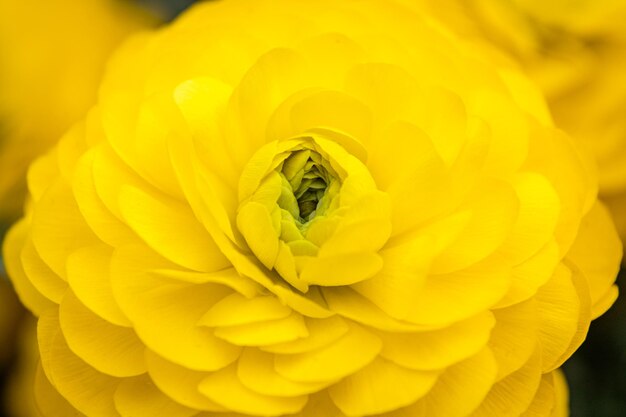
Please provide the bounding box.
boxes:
[0,0,625,416]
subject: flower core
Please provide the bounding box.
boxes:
[280,149,333,223]
[237,134,391,292]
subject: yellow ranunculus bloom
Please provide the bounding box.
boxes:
[0,0,156,223]
[415,0,626,251]
[3,0,621,416]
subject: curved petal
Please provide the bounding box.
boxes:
[59,291,146,378]
[565,202,621,316]
[328,357,438,416]
[469,350,542,417]
[385,347,498,417]
[3,219,56,315]
[238,348,332,397]
[21,238,66,304]
[38,310,121,417]
[380,312,495,371]
[110,245,241,371]
[274,321,381,383]
[118,184,229,272]
[114,374,197,417]
[32,180,99,279]
[198,364,308,416]
[488,299,539,380]
[34,363,83,417]
[67,245,131,327]
[145,350,224,412]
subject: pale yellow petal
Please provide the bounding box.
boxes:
[114,374,197,417]
[198,292,291,327]
[565,202,621,316]
[67,245,131,327]
[488,299,538,380]
[32,180,99,279]
[198,364,308,416]
[38,310,121,417]
[59,291,146,377]
[73,148,136,247]
[469,350,542,417]
[118,184,229,272]
[380,312,495,371]
[213,313,308,347]
[385,348,498,417]
[34,363,83,417]
[274,321,381,383]
[535,264,589,371]
[145,350,225,412]
[21,237,66,305]
[261,316,350,354]
[3,219,56,315]
[519,373,557,417]
[110,245,241,371]
[328,357,438,416]
[238,348,332,396]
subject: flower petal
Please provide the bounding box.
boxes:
[3,219,55,315]
[118,184,229,272]
[274,321,381,383]
[38,310,120,417]
[198,364,308,416]
[488,299,539,380]
[110,245,241,371]
[145,350,224,412]
[114,374,196,417]
[59,291,146,378]
[379,312,495,371]
[238,348,332,396]
[469,350,542,417]
[34,363,82,417]
[67,244,131,327]
[328,357,438,416]
[385,347,497,417]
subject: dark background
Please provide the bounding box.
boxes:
[1,1,624,416]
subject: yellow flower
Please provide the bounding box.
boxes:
[3,1,622,416]
[0,0,156,222]
[414,0,626,250]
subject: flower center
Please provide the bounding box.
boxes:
[277,149,336,225]
[236,134,391,291]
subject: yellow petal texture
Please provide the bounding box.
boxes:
[2,0,620,416]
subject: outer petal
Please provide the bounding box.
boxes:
[565,201,621,318]
[114,374,197,417]
[38,310,121,417]
[385,348,498,417]
[3,219,56,315]
[58,291,146,378]
[328,357,438,416]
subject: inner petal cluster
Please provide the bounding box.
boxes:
[279,149,335,224]
[236,134,391,292]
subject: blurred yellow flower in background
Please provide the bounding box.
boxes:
[415,0,626,251]
[2,0,622,416]
[0,0,156,223]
